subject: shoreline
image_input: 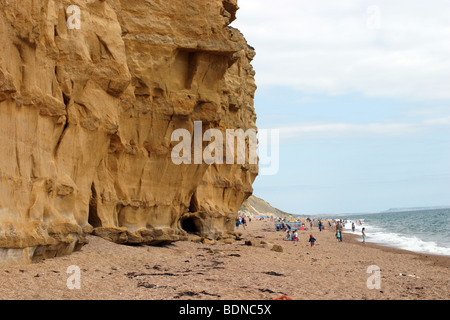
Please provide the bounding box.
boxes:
[342,230,450,268]
[0,219,449,300]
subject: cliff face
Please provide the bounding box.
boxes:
[239,196,291,219]
[0,0,257,265]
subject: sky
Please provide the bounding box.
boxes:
[231,0,450,215]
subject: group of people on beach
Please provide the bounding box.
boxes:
[275,217,367,246]
[243,215,367,246]
[236,216,250,229]
[284,229,317,247]
[335,219,366,243]
[284,230,299,241]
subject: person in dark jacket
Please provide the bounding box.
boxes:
[308,234,316,247]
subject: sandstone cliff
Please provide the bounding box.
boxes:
[0,0,257,265]
[239,196,292,219]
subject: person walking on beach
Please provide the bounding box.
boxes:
[309,234,316,247]
[318,220,323,232]
[362,228,366,244]
[336,221,343,242]
[352,222,355,232]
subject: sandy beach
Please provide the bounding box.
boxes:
[0,219,449,300]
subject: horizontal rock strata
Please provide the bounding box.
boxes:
[0,0,257,265]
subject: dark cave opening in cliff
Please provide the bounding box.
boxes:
[88,183,102,228]
[180,216,202,235]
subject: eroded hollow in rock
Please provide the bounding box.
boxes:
[88,183,102,228]
[180,216,203,235]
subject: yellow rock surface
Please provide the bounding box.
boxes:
[0,0,257,265]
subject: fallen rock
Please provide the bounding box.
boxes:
[271,245,284,253]
[188,235,203,243]
[221,238,235,244]
[202,238,216,245]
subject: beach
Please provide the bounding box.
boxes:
[0,219,449,300]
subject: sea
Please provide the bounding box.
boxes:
[332,208,450,256]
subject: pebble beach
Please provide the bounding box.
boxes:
[0,219,449,300]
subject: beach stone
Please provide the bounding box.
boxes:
[260,240,274,249]
[271,245,283,253]
[202,238,216,245]
[188,235,203,243]
[221,238,235,244]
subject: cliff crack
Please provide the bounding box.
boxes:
[53,94,70,157]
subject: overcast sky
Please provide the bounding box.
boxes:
[232,0,450,215]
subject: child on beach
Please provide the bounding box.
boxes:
[284,230,292,241]
[336,231,341,242]
[362,228,366,244]
[292,230,299,241]
[309,234,316,247]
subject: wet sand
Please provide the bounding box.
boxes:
[0,219,449,300]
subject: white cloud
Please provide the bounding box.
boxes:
[423,116,450,126]
[277,116,450,141]
[233,0,450,100]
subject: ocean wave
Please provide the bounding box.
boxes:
[342,220,450,256]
